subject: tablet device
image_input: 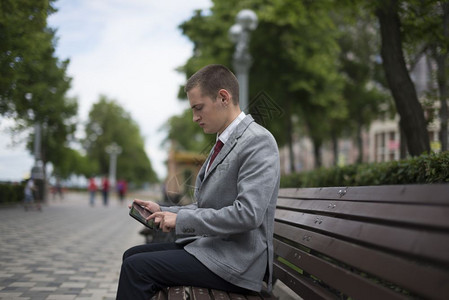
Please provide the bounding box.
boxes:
[129,202,156,229]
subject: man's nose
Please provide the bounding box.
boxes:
[193,113,200,122]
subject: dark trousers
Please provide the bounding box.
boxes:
[102,190,108,205]
[116,242,249,300]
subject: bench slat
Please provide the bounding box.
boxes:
[211,289,231,299]
[273,260,336,299]
[275,209,449,265]
[164,287,269,300]
[191,287,212,300]
[166,286,188,300]
[277,197,449,230]
[274,222,449,299]
[274,239,409,300]
[158,286,271,300]
[244,294,272,300]
[155,287,168,300]
[278,184,449,204]
[229,292,251,299]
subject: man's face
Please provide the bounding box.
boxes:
[187,86,227,135]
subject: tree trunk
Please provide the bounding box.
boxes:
[437,2,449,151]
[356,121,363,164]
[376,0,430,156]
[286,115,295,173]
[436,54,448,151]
[332,133,338,166]
[312,138,322,168]
[400,124,407,159]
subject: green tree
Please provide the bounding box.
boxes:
[0,0,56,116]
[24,48,78,174]
[254,0,345,168]
[51,147,98,179]
[1,0,79,181]
[178,0,345,169]
[336,8,391,163]
[84,96,158,185]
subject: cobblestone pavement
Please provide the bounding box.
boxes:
[0,192,149,300]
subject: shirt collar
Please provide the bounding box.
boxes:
[217,111,246,144]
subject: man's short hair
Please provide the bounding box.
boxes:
[185,64,239,105]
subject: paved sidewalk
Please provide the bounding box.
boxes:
[0,192,147,300]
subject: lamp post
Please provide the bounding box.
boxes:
[26,93,45,201]
[229,9,258,112]
[105,142,122,187]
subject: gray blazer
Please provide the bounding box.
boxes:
[163,115,280,292]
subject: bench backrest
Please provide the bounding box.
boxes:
[273,184,449,300]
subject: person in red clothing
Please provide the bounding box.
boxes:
[102,177,110,206]
[88,177,97,206]
[117,179,127,203]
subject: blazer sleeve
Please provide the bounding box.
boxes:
[161,203,198,213]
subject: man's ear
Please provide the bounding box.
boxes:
[218,89,231,104]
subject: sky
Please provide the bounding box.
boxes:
[0,0,213,182]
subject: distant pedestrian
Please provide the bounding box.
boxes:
[88,177,97,206]
[53,179,64,200]
[117,179,127,204]
[24,178,41,211]
[102,177,110,206]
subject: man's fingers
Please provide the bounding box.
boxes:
[133,199,145,205]
[146,211,175,232]
[148,211,163,220]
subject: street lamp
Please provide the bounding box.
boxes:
[26,93,45,200]
[105,142,122,187]
[229,9,258,112]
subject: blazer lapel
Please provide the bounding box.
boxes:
[203,115,254,180]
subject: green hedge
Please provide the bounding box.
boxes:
[0,182,25,204]
[280,151,449,188]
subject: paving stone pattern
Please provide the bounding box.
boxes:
[0,192,145,300]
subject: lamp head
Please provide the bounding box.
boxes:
[236,9,258,31]
[229,23,242,42]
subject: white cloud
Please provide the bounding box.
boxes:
[0,0,212,181]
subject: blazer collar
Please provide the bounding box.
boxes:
[199,115,255,181]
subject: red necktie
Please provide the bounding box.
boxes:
[207,140,224,171]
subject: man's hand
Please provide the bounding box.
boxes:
[130,199,161,213]
[148,211,177,232]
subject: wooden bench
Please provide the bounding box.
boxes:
[155,184,449,299]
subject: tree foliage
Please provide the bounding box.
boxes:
[178,0,347,169]
[173,0,445,167]
[0,0,56,116]
[22,47,78,173]
[83,96,158,184]
[1,0,79,179]
[51,147,98,179]
[336,7,391,163]
[254,0,345,168]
